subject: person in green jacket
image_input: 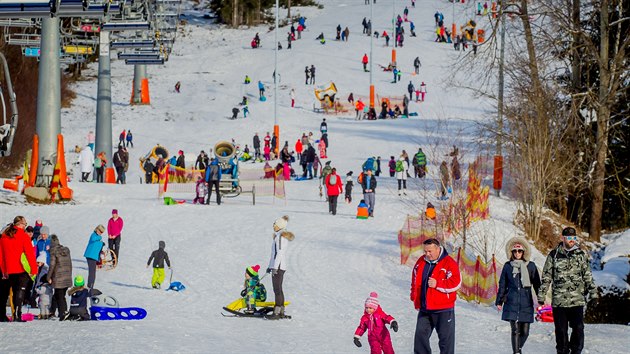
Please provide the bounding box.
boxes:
[538,227,598,354]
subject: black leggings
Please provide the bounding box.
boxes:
[87,258,97,289]
[0,273,31,317]
[510,321,530,353]
[272,269,285,307]
[53,287,68,316]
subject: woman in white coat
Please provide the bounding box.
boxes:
[395,155,409,195]
[266,215,294,319]
[78,146,94,182]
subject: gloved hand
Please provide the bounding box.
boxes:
[390,320,398,332]
[272,269,278,276]
[266,268,272,274]
[353,337,362,347]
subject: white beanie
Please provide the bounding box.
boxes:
[274,215,289,230]
[36,252,47,265]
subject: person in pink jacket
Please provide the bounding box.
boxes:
[107,209,124,261]
[354,292,398,353]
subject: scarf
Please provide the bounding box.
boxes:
[510,259,531,288]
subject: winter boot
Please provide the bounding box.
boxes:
[244,304,256,315]
[13,309,23,322]
[279,306,287,318]
[267,306,282,320]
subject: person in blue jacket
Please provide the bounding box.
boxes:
[84,225,105,289]
[205,158,223,205]
[258,81,265,99]
[496,237,541,354]
[36,226,51,264]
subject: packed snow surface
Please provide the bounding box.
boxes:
[1,0,628,352]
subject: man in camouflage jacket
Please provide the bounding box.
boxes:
[538,227,597,354]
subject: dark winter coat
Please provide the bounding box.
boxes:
[113,150,126,168]
[49,236,73,289]
[253,135,261,149]
[68,286,91,316]
[176,154,186,169]
[360,174,377,193]
[496,262,541,323]
[195,154,207,170]
[147,241,171,268]
[305,145,316,163]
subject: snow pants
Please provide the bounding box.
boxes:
[87,258,97,289]
[363,192,376,215]
[328,195,339,215]
[552,306,584,354]
[368,332,395,354]
[108,236,121,261]
[414,310,455,354]
[272,269,286,307]
[207,180,221,205]
[152,268,166,288]
[52,287,68,317]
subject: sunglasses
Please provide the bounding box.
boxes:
[564,236,578,241]
[512,249,524,254]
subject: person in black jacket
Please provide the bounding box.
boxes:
[360,169,377,217]
[496,237,541,354]
[147,241,171,289]
[305,144,316,179]
[113,145,127,184]
[195,151,208,171]
[253,133,261,160]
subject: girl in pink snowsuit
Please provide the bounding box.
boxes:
[354,292,398,354]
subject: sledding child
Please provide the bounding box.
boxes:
[353,292,398,353]
[242,265,266,314]
[345,171,354,203]
[194,176,207,204]
[66,276,91,321]
[356,200,369,219]
[34,252,52,319]
[147,241,171,289]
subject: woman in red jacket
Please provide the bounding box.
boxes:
[0,216,38,322]
[325,168,343,215]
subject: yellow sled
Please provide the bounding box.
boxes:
[224,298,290,311]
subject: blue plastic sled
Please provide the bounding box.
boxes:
[259,96,267,102]
[166,281,186,292]
[91,306,147,321]
[409,112,418,116]
[293,176,311,181]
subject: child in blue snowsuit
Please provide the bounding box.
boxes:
[242,265,266,314]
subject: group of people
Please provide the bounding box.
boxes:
[0,210,133,322]
[76,130,131,184]
[352,226,597,354]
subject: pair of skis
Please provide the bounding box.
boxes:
[221,306,292,319]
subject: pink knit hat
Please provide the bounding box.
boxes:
[365,292,379,310]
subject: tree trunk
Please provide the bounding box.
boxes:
[287,0,291,18]
[232,0,239,27]
[589,0,610,242]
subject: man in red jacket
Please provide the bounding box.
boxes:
[410,238,461,354]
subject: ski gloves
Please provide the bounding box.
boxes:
[266,268,278,275]
[391,320,398,332]
[353,337,362,347]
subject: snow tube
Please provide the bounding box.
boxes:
[91,306,147,321]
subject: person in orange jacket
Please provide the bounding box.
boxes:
[355,99,366,120]
[0,216,38,322]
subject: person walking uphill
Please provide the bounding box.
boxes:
[0,216,38,322]
[361,169,377,217]
[146,241,171,289]
[107,210,124,262]
[496,237,541,354]
[411,238,461,354]
[538,227,597,354]
[325,168,343,215]
[362,53,369,72]
[84,225,105,290]
[266,215,294,320]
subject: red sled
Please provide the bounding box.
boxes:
[536,305,554,322]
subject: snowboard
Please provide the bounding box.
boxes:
[90,306,147,321]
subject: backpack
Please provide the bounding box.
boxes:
[94,157,102,168]
[357,172,364,184]
[395,160,404,172]
[329,174,338,186]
